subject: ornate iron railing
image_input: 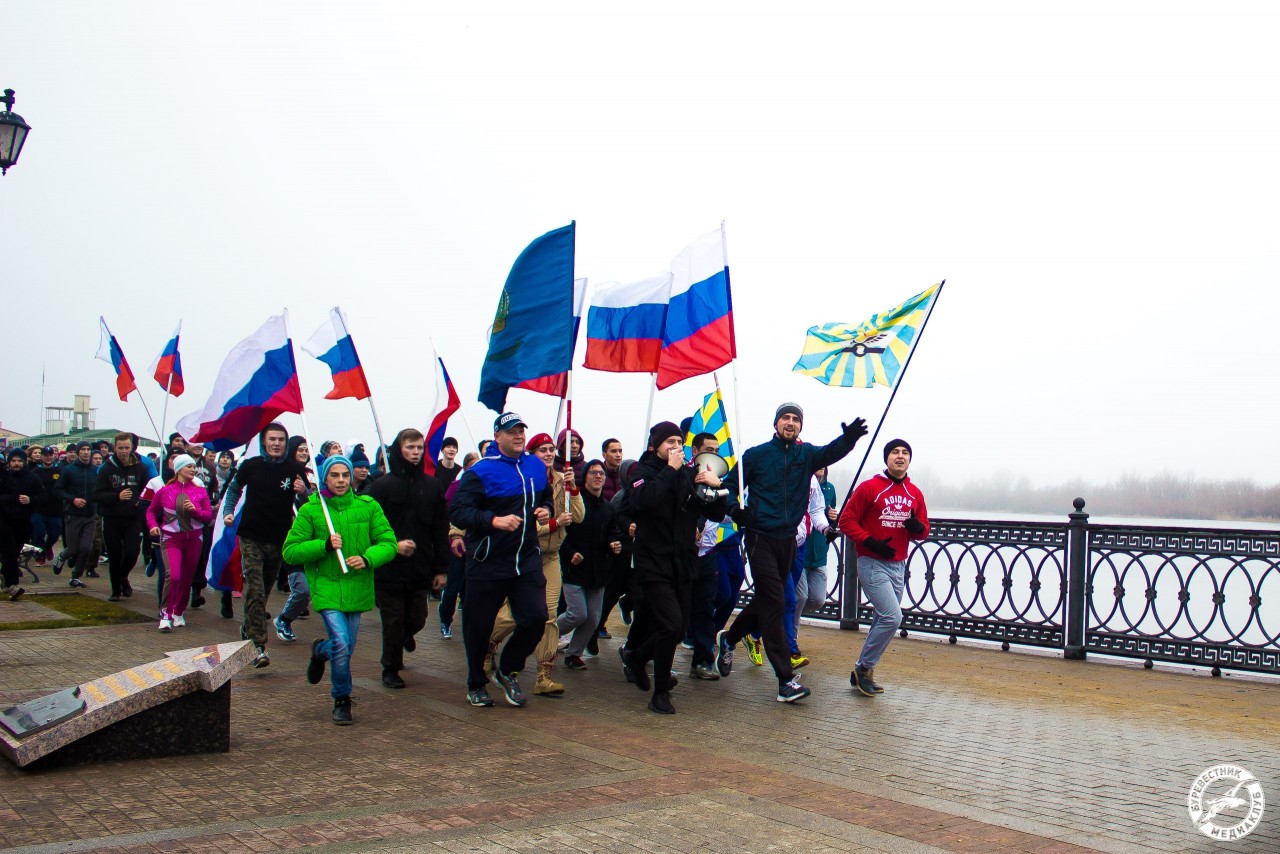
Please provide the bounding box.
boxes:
[738,500,1280,675]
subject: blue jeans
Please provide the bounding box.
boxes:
[319,610,362,699]
[32,514,63,559]
[856,557,906,669]
[280,569,310,622]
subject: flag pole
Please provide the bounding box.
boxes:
[720,222,746,503]
[642,372,658,446]
[835,280,947,518]
[157,320,180,473]
[430,337,481,455]
[283,310,349,573]
[335,307,391,471]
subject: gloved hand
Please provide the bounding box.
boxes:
[904,512,925,535]
[842,417,869,442]
[729,506,750,528]
[862,536,895,559]
[823,527,841,543]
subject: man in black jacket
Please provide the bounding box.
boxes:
[32,448,64,566]
[620,421,727,715]
[93,433,151,601]
[716,403,867,703]
[0,449,43,598]
[368,428,450,689]
[55,442,98,588]
[220,422,309,668]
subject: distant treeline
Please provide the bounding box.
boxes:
[870,471,1280,522]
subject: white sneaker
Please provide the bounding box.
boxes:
[158,618,172,632]
[556,635,571,651]
[172,615,186,628]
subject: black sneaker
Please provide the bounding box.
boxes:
[691,663,720,681]
[648,691,675,715]
[85,569,100,578]
[403,635,416,652]
[189,594,205,609]
[382,669,406,689]
[440,622,453,639]
[122,583,133,598]
[307,639,326,684]
[585,635,600,656]
[493,670,528,707]
[777,677,811,703]
[107,594,121,602]
[714,629,734,677]
[467,686,494,707]
[220,596,234,619]
[621,648,650,692]
[332,696,353,725]
[252,646,270,669]
[52,554,64,575]
[6,585,24,601]
[851,665,882,696]
[565,655,588,671]
[618,647,636,684]
[619,595,633,625]
[69,578,87,589]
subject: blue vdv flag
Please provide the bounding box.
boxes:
[479,222,576,412]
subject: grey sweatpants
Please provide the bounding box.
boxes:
[556,583,604,657]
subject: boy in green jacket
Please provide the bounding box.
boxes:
[283,455,397,725]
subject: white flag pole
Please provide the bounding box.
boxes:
[720,222,746,504]
[283,310,348,573]
[334,307,391,470]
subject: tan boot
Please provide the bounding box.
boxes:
[534,663,565,695]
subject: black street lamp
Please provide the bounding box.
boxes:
[0,89,32,175]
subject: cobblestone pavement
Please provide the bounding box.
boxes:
[0,585,1276,853]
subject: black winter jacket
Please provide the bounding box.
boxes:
[368,441,450,591]
[93,453,150,520]
[731,431,860,538]
[560,490,620,588]
[56,460,98,517]
[627,451,726,585]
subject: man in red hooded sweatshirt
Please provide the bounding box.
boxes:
[839,438,929,697]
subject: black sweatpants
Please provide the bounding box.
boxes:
[102,514,144,596]
[629,577,691,694]
[376,586,428,672]
[727,530,795,684]
[461,572,547,690]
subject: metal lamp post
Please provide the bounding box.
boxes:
[0,89,32,175]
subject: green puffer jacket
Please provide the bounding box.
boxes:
[282,490,397,613]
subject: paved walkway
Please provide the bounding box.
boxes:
[0,583,1276,853]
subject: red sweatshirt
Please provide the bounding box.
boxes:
[839,472,930,561]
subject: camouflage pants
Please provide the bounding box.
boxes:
[491,552,562,669]
[239,537,282,648]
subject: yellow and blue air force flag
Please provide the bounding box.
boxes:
[792,283,940,388]
[684,388,738,543]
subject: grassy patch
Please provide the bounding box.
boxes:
[0,594,152,631]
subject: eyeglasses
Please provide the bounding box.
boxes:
[586,470,606,477]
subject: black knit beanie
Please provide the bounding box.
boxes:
[648,421,683,450]
[883,438,912,462]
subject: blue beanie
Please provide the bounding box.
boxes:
[321,454,353,482]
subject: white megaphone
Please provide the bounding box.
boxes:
[692,451,731,501]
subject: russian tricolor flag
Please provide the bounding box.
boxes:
[423,355,461,477]
[150,323,185,397]
[205,491,244,592]
[301,308,372,400]
[583,274,672,373]
[175,314,304,452]
[95,317,138,402]
[657,227,735,390]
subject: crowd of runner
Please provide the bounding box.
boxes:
[0,402,929,725]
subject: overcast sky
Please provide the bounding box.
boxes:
[5,2,1278,493]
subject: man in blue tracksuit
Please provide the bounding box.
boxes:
[716,403,868,703]
[449,411,553,708]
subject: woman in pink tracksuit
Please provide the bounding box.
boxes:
[146,454,213,631]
